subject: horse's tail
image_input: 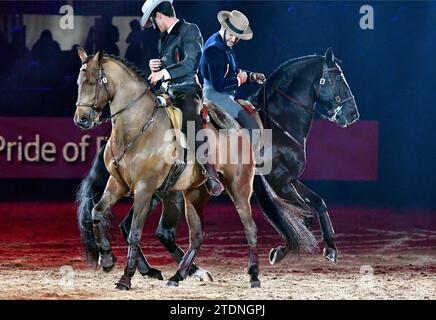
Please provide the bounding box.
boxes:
[253,175,317,262]
[76,142,110,263]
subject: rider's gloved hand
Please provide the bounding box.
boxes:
[250,72,266,84]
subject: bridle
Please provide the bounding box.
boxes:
[75,61,112,125]
[271,62,354,122]
[75,60,148,126]
[317,62,355,123]
[260,58,355,147]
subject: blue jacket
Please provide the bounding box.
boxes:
[200,32,250,92]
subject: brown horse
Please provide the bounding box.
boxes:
[73,48,260,289]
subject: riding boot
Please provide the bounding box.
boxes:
[194,116,224,197]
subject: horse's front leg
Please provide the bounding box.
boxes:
[92,176,128,272]
[119,196,164,280]
[115,184,154,290]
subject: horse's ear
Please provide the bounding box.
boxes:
[325,47,334,66]
[77,47,88,62]
[94,49,105,64]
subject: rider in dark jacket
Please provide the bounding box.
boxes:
[141,0,224,196]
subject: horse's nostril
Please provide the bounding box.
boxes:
[351,111,357,119]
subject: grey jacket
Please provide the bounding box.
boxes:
[158,19,203,86]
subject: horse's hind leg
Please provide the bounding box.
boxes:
[119,196,163,280]
[155,192,188,266]
[225,171,260,288]
[92,176,128,272]
[155,190,212,281]
[167,195,204,287]
[185,186,214,281]
[292,179,337,263]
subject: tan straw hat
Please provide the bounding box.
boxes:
[217,10,253,40]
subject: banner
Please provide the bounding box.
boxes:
[0,117,378,180]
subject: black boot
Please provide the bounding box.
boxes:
[194,111,224,196]
[201,163,224,196]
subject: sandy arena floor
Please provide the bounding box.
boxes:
[1,252,435,300]
[0,203,435,300]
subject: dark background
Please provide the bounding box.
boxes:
[0,1,435,207]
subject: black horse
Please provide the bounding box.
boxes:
[251,48,359,264]
[76,48,359,278]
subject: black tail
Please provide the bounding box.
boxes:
[76,143,110,263]
[253,175,317,254]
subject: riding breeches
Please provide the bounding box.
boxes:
[168,83,204,162]
[203,84,260,147]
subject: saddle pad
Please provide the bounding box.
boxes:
[204,100,241,133]
[163,104,186,148]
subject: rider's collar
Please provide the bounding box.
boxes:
[167,19,180,35]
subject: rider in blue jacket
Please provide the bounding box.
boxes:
[199,10,266,146]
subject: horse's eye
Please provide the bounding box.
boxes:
[336,75,343,81]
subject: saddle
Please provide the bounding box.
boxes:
[203,100,240,133]
[205,99,265,152]
[157,93,185,148]
[155,93,264,194]
[158,93,264,151]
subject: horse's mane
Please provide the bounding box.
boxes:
[105,55,149,82]
[102,54,158,96]
[84,53,153,88]
[250,54,324,106]
[267,55,321,84]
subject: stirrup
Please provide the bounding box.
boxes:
[201,169,224,196]
[205,176,224,197]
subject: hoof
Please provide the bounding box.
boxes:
[98,251,116,271]
[167,272,183,287]
[115,275,131,290]
[192,268,214,282]
[115,283,130,291]
[269,246,287,265]
[143,268,164,280]
[166,280,179,287]
[250,280,261,289]
[102,265,114,273]
[323,247,337,264]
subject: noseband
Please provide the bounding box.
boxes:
[318,63,355,122]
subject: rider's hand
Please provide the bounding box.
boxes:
[148,70,165,85]
[250,72,266,84]
[149,59,162,72]
[237,71,248,86]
